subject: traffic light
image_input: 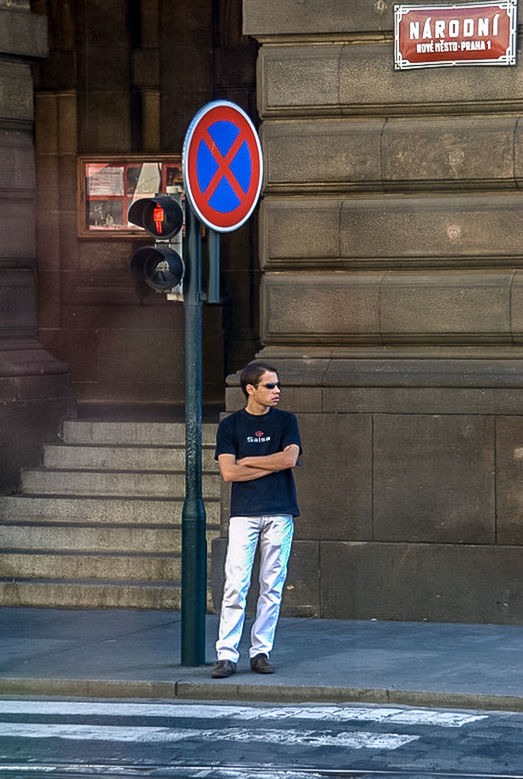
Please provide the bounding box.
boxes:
[128,193,184,299]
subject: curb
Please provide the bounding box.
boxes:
[1,677,523,712]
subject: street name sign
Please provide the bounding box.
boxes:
[182,100,263,233]
[394,1,518,69]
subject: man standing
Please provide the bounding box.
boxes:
[211,361,302,678]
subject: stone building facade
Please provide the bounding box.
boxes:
[1,0,522,623]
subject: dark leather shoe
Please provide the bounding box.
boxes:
[211,660,237,678]
[250,653,275,674]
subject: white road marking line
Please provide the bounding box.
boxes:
[0,721,418,749]
[2,768,523,779]
[0,767,328,779]
[0,701,486,727]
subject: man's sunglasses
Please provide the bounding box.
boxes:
[260,382,281,390]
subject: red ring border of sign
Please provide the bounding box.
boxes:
[182,100,263,233]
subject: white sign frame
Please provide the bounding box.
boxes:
[394,1,518,70]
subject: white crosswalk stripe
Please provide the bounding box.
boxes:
[0,721,418,749]
[0,700,487,727]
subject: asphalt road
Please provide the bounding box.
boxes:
[0,697,522,778]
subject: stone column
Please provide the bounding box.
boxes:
[0,0,75,494]
[212,0,523,623]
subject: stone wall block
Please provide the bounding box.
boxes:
[0,62,34,122]
[262,116,518,191]
[380,271,512,343]
[495,417,523,545]
[322,387,523,416]
[373,414,495,544]
[244,0,397,36]
[261,195,523,269]
[0,200,35,261]
[0,270,36,335]
[61,271,137,306]
[0,7,48,59]
[257,42,523,117]
[262,119,383,188]
[319,357,523,388]
[0,131,35,192]
[258,45,341,115]
[76,240,131,274]
[261,273,382,344]
[294,413,372,541]
[320,541,523,623]
[339,195,523,263]
[260,271,513,346]
[382,116,516,188]
[259,199,340,269]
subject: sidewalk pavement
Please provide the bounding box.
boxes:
[0,607,522,711]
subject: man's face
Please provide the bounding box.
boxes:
[247,370,281,408]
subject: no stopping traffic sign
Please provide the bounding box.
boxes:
[182,101,263,233]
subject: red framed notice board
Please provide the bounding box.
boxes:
[77,156,182,237]
[394,1,518,69]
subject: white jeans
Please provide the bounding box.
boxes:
[216,514,294,663]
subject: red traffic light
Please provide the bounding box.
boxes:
[128,195,183,238]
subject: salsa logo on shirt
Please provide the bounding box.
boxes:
[247,430,271,443]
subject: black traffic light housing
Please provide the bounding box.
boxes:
[128,194,184,298]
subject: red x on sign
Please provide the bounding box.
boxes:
[183,101,263,233]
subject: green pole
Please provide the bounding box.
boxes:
[181,204,207,666]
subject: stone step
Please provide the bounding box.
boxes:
[0,495,220,524]
[21,469,221,498]
[1,417,223,611]
[0,551,181,581]
[0,580,185,610]
[43,444,216,472]
[0,524,220,554]
[62,420,218,446]
[0,579,195,611]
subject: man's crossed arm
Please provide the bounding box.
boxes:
[218,444,300,483]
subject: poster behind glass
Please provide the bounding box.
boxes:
[78,157,182,236]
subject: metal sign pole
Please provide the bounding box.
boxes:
[180,99,262,666]
[181,203,207,667]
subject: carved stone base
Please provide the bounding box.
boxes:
[212,353,523,623]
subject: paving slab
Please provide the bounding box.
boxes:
[0,608,522,710]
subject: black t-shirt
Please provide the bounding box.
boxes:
[215,407,302,517]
